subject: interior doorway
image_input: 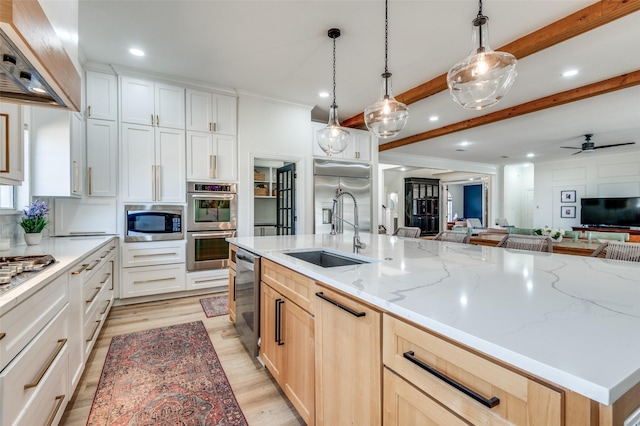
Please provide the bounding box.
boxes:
[252,157,298,236]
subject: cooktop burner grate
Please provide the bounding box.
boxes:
[0,254,57,295]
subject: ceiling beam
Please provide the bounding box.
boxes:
[342,0,640,129]
[378,70,640,152]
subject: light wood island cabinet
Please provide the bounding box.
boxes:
[229,245,640,426]
[314,284,381,426]
[260,258,315,425]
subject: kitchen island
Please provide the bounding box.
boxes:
[229,233,640,424]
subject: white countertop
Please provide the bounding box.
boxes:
[0,236,118,314]
[229,233,640,406]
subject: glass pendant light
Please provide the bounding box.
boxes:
[447,0,517,110]
[317,28,350,156]
[364,0,409,138]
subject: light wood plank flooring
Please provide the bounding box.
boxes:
[60,293,304,425]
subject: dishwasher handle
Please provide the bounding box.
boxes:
[236,249,259,271]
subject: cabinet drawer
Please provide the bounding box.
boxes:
[121,263,186,298]
[384,368,470,425]
[83,261,113,317]
[382,315,562,426]
[0,304,69,425]
[261,258,315,313]
[122,240,186,267]
[0,274,69,372]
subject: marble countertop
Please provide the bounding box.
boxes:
[0,235,118,314]
[229,233,640,406]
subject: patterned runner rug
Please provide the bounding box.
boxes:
[199,294,229,317]
[87,321,247,425]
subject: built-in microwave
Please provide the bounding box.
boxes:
[125,205,184,242]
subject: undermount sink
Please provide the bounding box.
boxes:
[285,250,372,268]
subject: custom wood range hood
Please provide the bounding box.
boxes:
[0,0,80,111]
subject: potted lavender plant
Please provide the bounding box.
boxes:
[19,199,50,245]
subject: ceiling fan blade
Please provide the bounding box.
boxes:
[560,146,581,149]
[593,142,636,149]
[571,150,583,155]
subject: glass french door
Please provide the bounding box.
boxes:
[276,163,296,235]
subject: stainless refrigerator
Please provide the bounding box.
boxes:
[314,159,372,235]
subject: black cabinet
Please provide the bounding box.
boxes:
[404,178,440,236]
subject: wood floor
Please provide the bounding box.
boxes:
[60,293,304,425]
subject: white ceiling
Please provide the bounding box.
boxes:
[78,1,640,167]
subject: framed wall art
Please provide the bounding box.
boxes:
[561,205,576,218]
[561,190,576,203]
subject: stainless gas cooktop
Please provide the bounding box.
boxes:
[0,254,56,295]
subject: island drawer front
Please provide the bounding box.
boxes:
[261,258,315,313]
[382,315,562,426]
[383,368,471,425]
[0,304,69,425]
[0,274,69,372]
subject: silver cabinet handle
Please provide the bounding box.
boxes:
[209,122,212,132]
[150,114,154,126]
[209,155,214,179]
[212,122,217,132]
[213,155,217,179]
[156,115,159,126]
[87,105,91,117]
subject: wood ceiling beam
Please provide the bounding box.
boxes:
[378,70,640,152]
[341,0,640,129]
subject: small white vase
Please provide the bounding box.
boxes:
[24,232,42,246]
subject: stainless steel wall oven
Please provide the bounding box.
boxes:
[186,183,237,271]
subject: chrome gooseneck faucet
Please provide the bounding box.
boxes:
[331,189,366,253]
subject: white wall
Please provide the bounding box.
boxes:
[534,151,640,230]
[504,163,534,228]
[237,92,313,236]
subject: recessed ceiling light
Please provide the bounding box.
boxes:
[319,91,330,98]
[526,153,535,158]
[129,48,145,57]
[562,69,578,77]
[460,141,470,147]
[429,115,439,122]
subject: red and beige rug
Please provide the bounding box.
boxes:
[199,294,229,318]
[87,321,247,425]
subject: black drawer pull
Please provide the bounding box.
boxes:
[315,292,366,317]
[403,350,500,409]
[276,299,285,346]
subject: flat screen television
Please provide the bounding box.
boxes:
[580,197,640,228]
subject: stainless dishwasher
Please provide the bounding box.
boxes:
[235,248,260,357]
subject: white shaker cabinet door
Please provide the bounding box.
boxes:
[212,94,237,136]
[155,127,186,202]
[212,134,237,181]
[186,131,215,181]
[121,123,155,202]
[155,83,185,130]
[86,71,117,121]
[86,119,117,197]
[186,89,213,132]
[121,76,155,126]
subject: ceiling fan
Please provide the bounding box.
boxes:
[560,134,636,155]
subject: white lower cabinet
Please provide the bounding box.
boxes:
[122,263,186,298]
[0,304,69,426]
[0,237,118,426]
[186,269,228,291]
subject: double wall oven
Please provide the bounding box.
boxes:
[186,182,237,271]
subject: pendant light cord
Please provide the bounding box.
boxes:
[332,35,337,108]
[475,0,486,52]
[384,0,389,75]
[477,0,483,18]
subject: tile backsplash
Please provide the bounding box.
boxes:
[0,212,22,246]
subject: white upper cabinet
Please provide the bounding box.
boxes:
[31,108,84,197]
[85,71,117,121]
[186,89,237,135]
[86,119,117,197]
[311,121,372,162]
[186,131,236,182]
[121,76,185,129]
[121,123,185,203]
